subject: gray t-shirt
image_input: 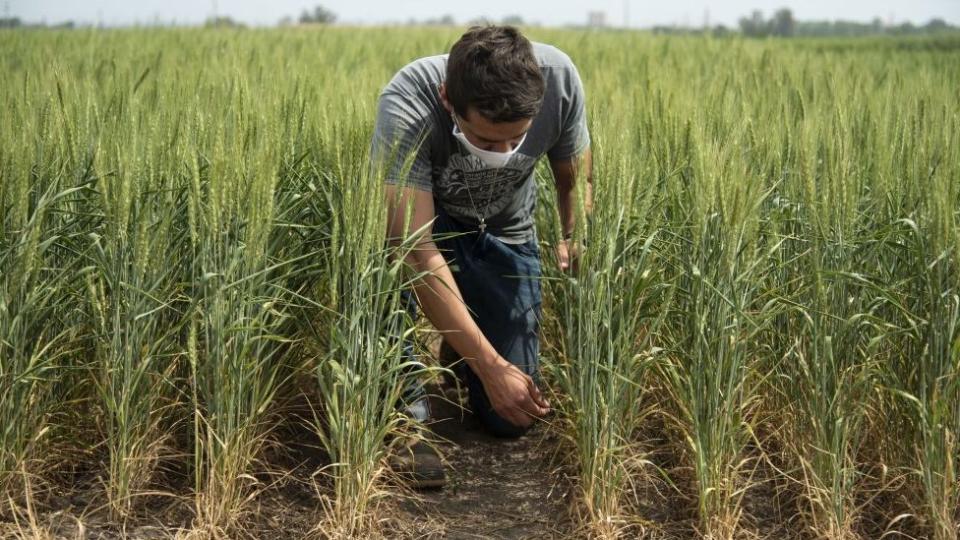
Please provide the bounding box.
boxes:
[370,42,590,244]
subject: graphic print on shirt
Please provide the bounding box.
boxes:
[435,152,538,222]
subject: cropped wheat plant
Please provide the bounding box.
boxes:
[757,101,884,539]
[74,82,192,520]
[0,175,80,500]
[303,114,432,537]
[533,38,669,538]
[182,83,305,534]
[771,245,883,538]
[878,201,959,539]
[652,117,775,538]
[539,127,667,537]
[0,62,93,504]
[879,96,959,540]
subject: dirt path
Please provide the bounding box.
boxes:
[392,382,573,539]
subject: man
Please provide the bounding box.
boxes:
[371,25,592,488]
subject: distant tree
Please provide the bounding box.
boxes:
[0,17,21,28]
[739,9,957,37]
[414,14,454,25]
[651,24,709,36]
[739,10,769,37]
[712,24,731,38]
[401,14,456,26]
[299,5,337,25]
[926,18,949,32]
[205,16,243,28]
[771,8,795,37]
[893,21,916,35]
[502,15,525,26]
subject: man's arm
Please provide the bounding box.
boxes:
[549,147,593,271]
[385,185,550,427]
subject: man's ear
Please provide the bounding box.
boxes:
[438,82,452,114]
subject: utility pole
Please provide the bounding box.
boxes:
[623,0,629,29]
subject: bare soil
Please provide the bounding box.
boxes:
[389,383,574,539]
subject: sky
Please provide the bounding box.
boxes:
[9,0,960,28]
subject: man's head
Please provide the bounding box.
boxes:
[440,25,545,153]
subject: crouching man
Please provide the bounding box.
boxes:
[371,25,592,488]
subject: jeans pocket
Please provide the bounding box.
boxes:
[503,237,540,259]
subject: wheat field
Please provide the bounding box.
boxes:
[0,27,958,539]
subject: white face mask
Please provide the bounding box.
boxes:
[451,114,527,169]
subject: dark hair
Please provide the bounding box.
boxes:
[445,25,545,123]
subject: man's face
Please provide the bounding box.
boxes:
[440,83,532,153]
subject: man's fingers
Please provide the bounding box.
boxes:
[486,368,550,428]
[533,390,551,410]
[556,243,570,270]
[520,392,550,418]
[528,379,551,409]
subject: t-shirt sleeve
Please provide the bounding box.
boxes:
[547,63,591,161]
[369,90,433,192]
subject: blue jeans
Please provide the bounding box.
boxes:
[400,204,543,438]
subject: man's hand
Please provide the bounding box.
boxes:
[556,238,582,273]
[476,360,550,428]
[550,149,592,275]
